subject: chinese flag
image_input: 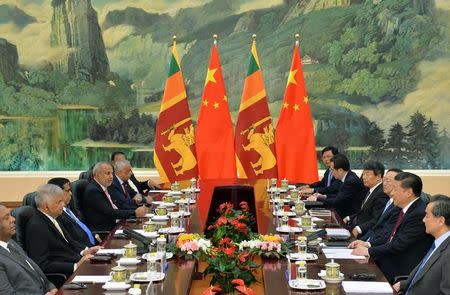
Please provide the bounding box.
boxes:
[275,37,319,183]
[235,36,277,179]
[153,38,198,183]
[195,39,237,179]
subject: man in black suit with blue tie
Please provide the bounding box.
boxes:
[307,154,366,218]
[351,172,434,283]
[299,146,341,197]
[393,194,450,295]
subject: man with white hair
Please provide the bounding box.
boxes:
[25,184,99,279]
[83,162,146,231]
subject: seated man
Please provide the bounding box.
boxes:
[307,154,366,218]
[25,184,99,279]
[0,203,57,295]
[83,162,146,231]
[108,160,152,210]
[343,161,389,237]
[299,146,341,198]
[48,178,96,247]
[393,195,450,295]
[350,172,434,283]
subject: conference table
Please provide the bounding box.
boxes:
[58,179,394,294]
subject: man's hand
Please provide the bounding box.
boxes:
[351,247,369,257]
[133,194,143,204]
[76,254,93,268]
[45,288,58,295]
[144,196,153,203]
[82,245,103,256]
[300,188,314,196]
[348,240,368,249]
[343,216,350,224]
[298,185,310,190]
[135,206,146,217]
[306,194,317,201]
[147,179,160,189]
[352,227,360,238]
[392,282,401,292]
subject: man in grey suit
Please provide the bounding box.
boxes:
[393,194,450,294]
[0,203,57,295]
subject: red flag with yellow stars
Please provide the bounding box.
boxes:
[195,36,237,179]
[275,35,319,183]
[153,37,198,183]
[235,35,277,179]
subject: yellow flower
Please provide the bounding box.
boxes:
[260,235,282,243]
[178,233,196,243]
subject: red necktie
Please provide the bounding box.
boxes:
[389,211,404,241]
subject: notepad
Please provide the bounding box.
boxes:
[71,275,111,283]
[342,281,393,294]
[96,248,124,255]
[322,248,366,260]
[326,228,351,237]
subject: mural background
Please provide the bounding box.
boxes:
[0,0,449,171]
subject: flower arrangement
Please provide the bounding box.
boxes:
[170,233,211,260]
[238,234,292,259]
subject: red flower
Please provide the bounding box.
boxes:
[238,251,249,263]
[231,279,244,286]
[202,285,222,295]
[240,201,249,212]
[235,285,254,295]
[218,202,233,214]
[216,216,227,226]
[219,237,236,256]
[219,237,231,245]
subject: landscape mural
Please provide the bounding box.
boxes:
[0,0,449,171]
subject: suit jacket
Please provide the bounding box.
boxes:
[57,210,93,247]
[310,168,342,198]
[349,184,389,234]
[320,170,366,218]
[25,210,83,278]
[0,240,55,295]
[361,200,400,245]
[400,235,450,295]
[130,173,151,195]
[83,180,136,231]
[108,175,141,210]
[368,198,434,283]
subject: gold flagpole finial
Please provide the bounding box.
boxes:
[295,33,299,45]
[252,34,257,42]
[173,35,177,45]
[213,34,218,45]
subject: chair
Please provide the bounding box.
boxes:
[205,185,258,233]
[71,179,89,221]
[21,191,37,208]
[11,206,67,287]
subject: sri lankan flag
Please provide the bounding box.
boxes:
[153,37,198,183]
[235,36,277,179]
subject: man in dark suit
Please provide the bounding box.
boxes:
[0,203,57,295]
[393,194,450,294]
[108,160,151,210]
[83,162,146,231]
[307,154,366,218]
[48,178,96,246]
[351,172,434,283]
[25,184,99,279]
[299,146,341,198]
[343,161,389,237]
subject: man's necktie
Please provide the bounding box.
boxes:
[360,190,372,209]
[327,170,333,187]
[7,243,46,287]
[104,189,118,209]
[388,210,404,241]
[380,200,392,217]
[65,207,95,245]
[53,219,69,243]
[122,182,130,199]
[405,242,436,294]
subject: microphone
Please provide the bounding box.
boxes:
[122,228,153,254]
[305,229,326,241]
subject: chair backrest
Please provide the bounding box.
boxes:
[21,191,37,208]
[71,179,89,221]
[11,206,37,250]
[206,185,258,233]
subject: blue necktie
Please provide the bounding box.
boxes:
[65,207,95,245]
[405,242,436,294]
[380,201,392,217]
[327,170,333,187]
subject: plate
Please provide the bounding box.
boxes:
[269,199,291,204]
[142,252,174,260]
[175,199,196,204]
[273,211,296,217]
[152,201,176,207]
[276,226,303,233]
[169,211,191,217]
[117,257,141,265]
[102,282,131,291]
[288,279,326,290]
[129,272,165,282]
[158,227,185,234]
[267,188,288,193]
[287,253,318,261]
[135,230,159,239]
[151,215,170,221]
[181,188,200,193]
[145,213,155,218]
[318,270,345,283]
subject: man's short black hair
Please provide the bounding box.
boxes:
[322,146,339,156]
[429,195,450,226]
[394,172,422,197]
[330,154,350,171]
[111,151,125,161]
[47,177,70,189]
[363,161,385,178]
[387,168,403,174]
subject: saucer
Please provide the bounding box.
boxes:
[273,211,296,217]
[267,188,288,193]
[181,188,200,193]
[135,229,159,239]
[102,282,131,291]
[276,226,302,233]
[168,191,183,195]
[117,257,141,265]
[318,270,345,283]
[142,252,174,260]
[288,279,325,290]
[129,271,165,282]
[175,199,196,204]
[158,227,185,234]
[287,253,318,261]
[151,215,170,221]
[169,211,191,217]
[269,199,290,204]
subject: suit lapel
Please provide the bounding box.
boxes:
[0,242,43,282]
[38,211,70,245]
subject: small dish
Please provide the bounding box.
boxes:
[287,253,318,261]
[142,252,174,260]
[175,199,196,204]
[276,226,302,233]
[181,188,200,193]
[151,215,170,221]
[158,227,185,234]
[318,270,345,283]
[269,199,290,204]
[117,257,141,265]
[273,211,296,217]
[129,272,165,282]
[288,279,325,290]
[102,282,131,291]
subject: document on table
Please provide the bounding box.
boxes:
[71,275,111,283]
[147,190,171,194]
[325,228,351,237]
[322,248,366,260]
[96,248,124,255]
[342,281,393,294]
